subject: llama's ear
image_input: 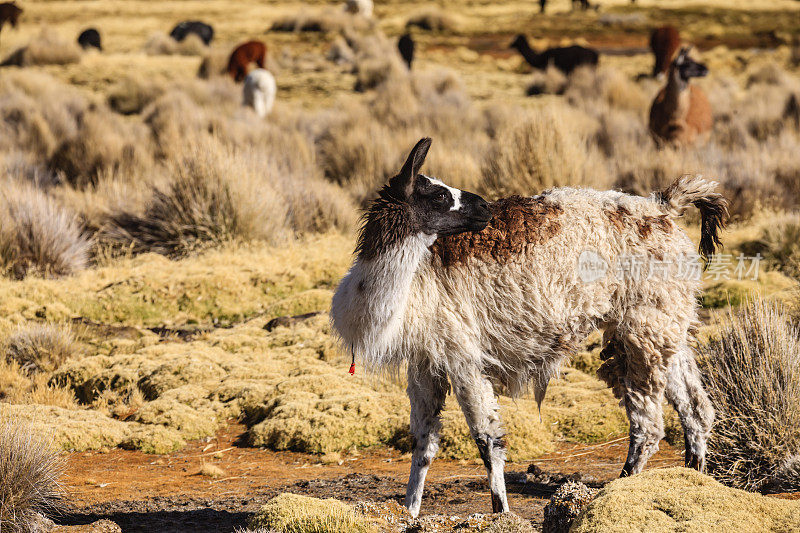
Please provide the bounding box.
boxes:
[390,137,432,198]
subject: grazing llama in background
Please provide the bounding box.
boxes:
[243,68,276,118]
[344,0,373,18]
[0,1,22,46]
[398,33,414,70]
[650,25,681,78]
[649,48,712,147]
[331,138,725,517]
[169,20,214,45]
[510,34,598,75]
[227,40,267,82]
[77,28,102,51]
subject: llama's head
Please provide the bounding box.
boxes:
[7,3,22,26]
[356,138,491,259]
[673,48,708,82]
[388,137,491,236]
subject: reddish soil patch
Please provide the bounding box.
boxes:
[56,422,684,532]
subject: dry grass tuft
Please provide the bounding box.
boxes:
[4,324,75,375]
[107,77,167,115]
[699,299,800,492]
[572,468,800,533]
[0,181,90,279]
[0,415,66,533]
[1,28,81,67]
[198,462,225,479]
[405,7,460,32]
[144,32,207,56]
[739,213,800,279]
[480,105,592,197]
[248,493,375,533]
[197,48,231,79]
[101,145,291,258]
[270,9,371,33]
[526,66,567,96]
[48,109,150,188]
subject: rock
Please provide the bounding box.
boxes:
[542,481,598,533]
[264,311,322,331]
[571,467,800,533]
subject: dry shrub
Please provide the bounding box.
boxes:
[197,48,230,79]
[699,299,800,492]
[0,181,90,279]
[1,28,81,67]
[198,462,225,479]
[565,66,649,113]
[101,145,291,257]
[526,66,567,96]
[48,108,151,188]
[481,106,591,197]
[316,110,400,200]
[0,71,91,160]
[405,7,459,32]
[739,213,800,279]
[107,77,166,115]
[4,324,75,375]
[144,31,206,56]
[746,61,788,88]
[270,9,371,33]
[0,415,65,533]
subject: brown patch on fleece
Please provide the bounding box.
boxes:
[604,206,673,240]
[636,215,673,239]
[604,206,632,232]
[431,196,563,267]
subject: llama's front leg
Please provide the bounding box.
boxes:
[665,345,714,472]
[405,364,448,518]
[452,368,509,513]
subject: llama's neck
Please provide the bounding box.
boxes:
[664,69,690,114]
[516,40,545,69]
[331,233,434,370]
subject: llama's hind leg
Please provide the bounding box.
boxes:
[616,311,683,477]
[451,367,509,513]
[665,345,714,472]
[405,363,448,518]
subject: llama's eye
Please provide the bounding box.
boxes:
[434,192,448,203]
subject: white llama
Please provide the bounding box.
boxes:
[242,68,276,118]
[331,138,725,517]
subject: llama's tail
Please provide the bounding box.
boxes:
[656,175,728,261]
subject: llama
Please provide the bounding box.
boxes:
[650,26,681,78]
[227,40,267,83]
[344,0,373,18]
[77,28,102,51]
[649,48,712,147]
[242,68,276,118]
[170,20,214,45]
[510,34,598,75]
[331,138,724,517]
[0,2,22,47]
[398,33,414,70]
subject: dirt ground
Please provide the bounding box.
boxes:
[55,422,684,532]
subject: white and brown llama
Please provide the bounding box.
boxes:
[331,138,726,517]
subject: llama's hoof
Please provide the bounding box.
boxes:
[685,452,706,472]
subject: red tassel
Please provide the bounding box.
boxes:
[348,362,356,375]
